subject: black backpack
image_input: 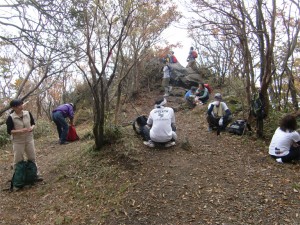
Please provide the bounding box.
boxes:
[10,160,38,191]
[132,115,148,140]
[228,120,247,135]
[251,94,266,119]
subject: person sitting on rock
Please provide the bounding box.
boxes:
[269,114,300,163]
[207,93,232,132]
[195,83,209,104]
[184,86,198,108]
[143,97,177,148]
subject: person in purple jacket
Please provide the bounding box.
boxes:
[52,103,75,145]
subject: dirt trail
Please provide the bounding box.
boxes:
[1,92,300,225]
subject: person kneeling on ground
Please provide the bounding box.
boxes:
[143,97,177,148]
[195,83,209,104]
[184,86,198,108]
[207,93,232,132]
[269,114,300,163]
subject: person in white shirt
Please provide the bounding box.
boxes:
[269,114,300,163]
[143,97,177,148]
[207,93,232,133]
[162,61,172,97]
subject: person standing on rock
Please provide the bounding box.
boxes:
[187,47,198,69]
[52,103,75,145]
[162,60,172,97]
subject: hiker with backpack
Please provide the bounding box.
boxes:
[6,99,42,187]
[170,51,178,63]
[52,103,75,145]
[269,114,300,163]
[143,97,177,148]
[207,93,232,132]
[187,47,198,68]
[195,83,209,104]
[162,60,172,97]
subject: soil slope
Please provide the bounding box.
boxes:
[1,90,300,225]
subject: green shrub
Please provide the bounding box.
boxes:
[0,124,10,148]
[35,119,54,139]
[104,124,122,144]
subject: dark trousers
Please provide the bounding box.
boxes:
[207,115,232,130]
[52,111,69,143]
[142,124,176,143]
[271,146,300,163]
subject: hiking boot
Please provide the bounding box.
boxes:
[165,141,176,148]
[60,141,70,145]
[143,140,155,148]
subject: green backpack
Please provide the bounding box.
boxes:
[10,160,38,190]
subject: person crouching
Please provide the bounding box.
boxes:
[143,97,177,148]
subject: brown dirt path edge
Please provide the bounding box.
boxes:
[1,91,300,225]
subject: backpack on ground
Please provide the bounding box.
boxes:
[192,50,198,58]
[67,125,80,141]
[251,94,266,119]
[204,83,213,94]
[228,120,247,135]
[10,160,38,190]
[133,115,148,140]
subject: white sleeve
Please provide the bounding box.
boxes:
[222,102,229,111]
[292,131,300,142]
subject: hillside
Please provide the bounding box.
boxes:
[1,89,300,225]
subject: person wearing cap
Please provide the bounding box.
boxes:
[143,97,177,148]
[184,86,198,108]
[52,103,75,145]
[6,99,38,170]
[207,93,232,131]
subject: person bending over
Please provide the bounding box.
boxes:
[143,97,177,148]
[269,114,300,163]
[52,103,75,145]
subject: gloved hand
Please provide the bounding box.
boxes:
[218,117,223,126]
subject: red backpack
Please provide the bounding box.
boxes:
[192,50,198,58]
[172,55,178,63]
[67,125,80,141]
[204,83,213,94]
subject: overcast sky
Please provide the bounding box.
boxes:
[161,1,193,67]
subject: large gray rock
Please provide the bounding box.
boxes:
[168,62,204,88]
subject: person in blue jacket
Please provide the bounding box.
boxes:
[52,103,75,145]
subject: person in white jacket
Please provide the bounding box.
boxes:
[269,114,300,163]
[143,97,177,148]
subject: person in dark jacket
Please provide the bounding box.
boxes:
[207,93,232,132]
[52,103,75,145]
